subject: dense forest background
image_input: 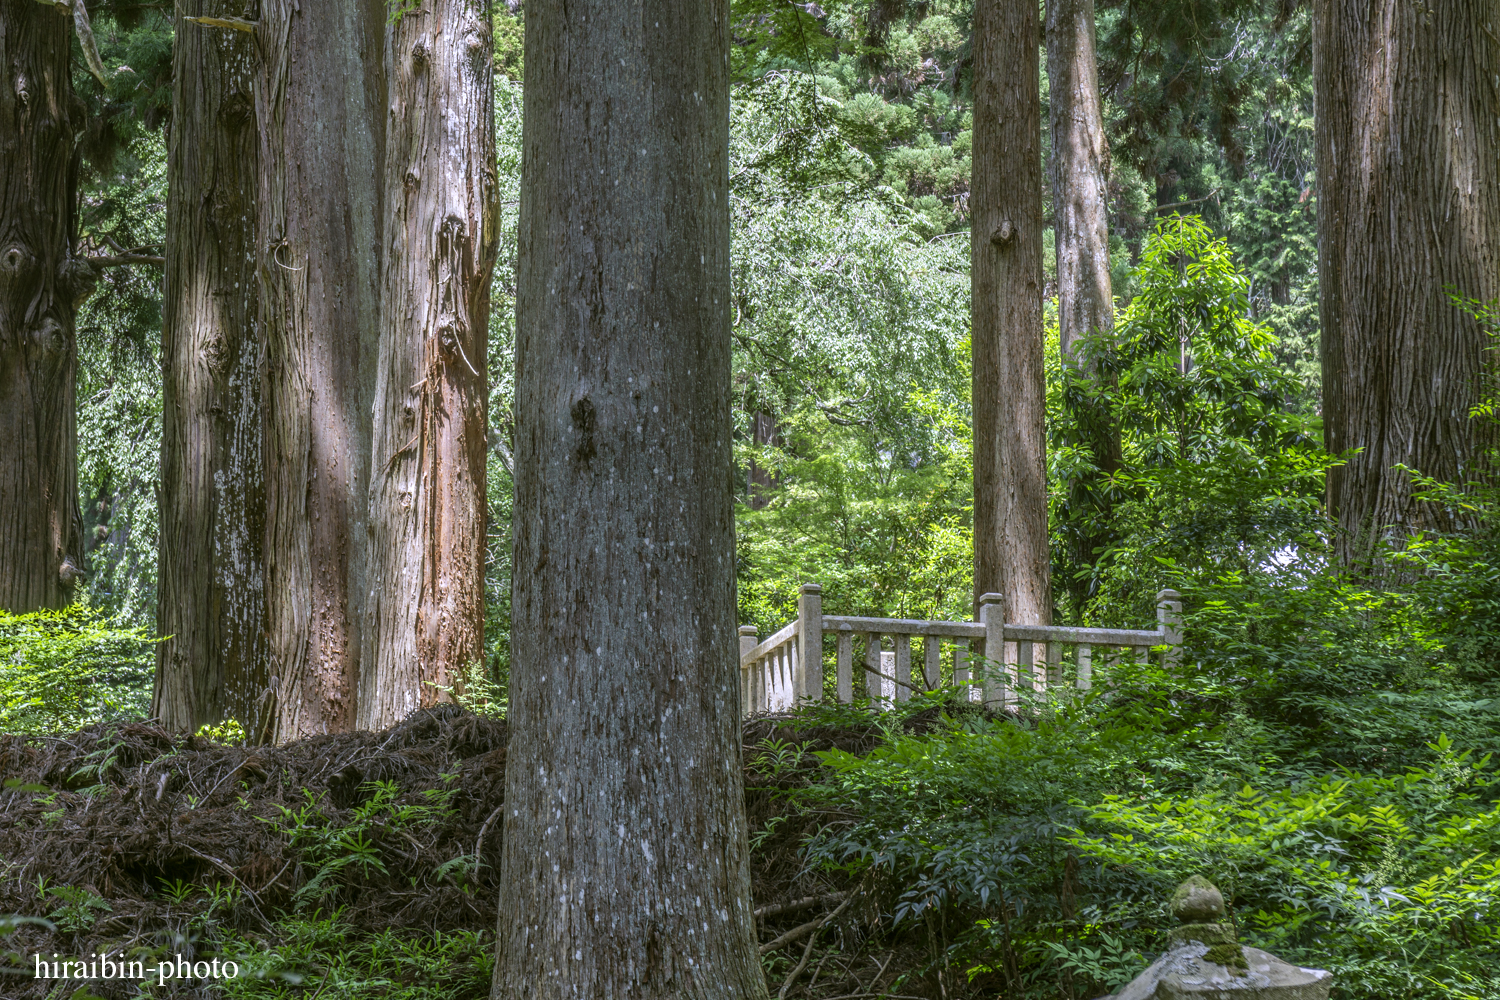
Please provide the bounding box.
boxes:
[63,0,1324,652]
[3,1,1499,999]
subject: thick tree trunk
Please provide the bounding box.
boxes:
[360,3,497,730]
[971,0,1051,627]
[1046,0,1119,611]
[494,0,766,997]
[0,1,91,614]
[1047,0,1112,360]
[153,7,266,736]
[256,0,385,741]
[1316,0,1500,561]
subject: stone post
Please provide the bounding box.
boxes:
[797,583,823,704]
[1156,588,1183,670]
[978,592,1010,709]
[738,625,758,717]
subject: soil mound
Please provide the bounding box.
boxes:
[1,706,508,996]
[0,708,895,998]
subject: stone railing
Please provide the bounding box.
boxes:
[739,584,1183,716]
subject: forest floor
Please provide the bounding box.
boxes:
[0,707,962,1000]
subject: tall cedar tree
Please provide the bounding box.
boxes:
[360,2,498,729]
[1047,0,1120,608]
[494,1,767,997]
[1316,0,1500,561]
[256,0,385,741]
[0,0,93,613]
[153,7,266,735]
[1048,0,1113,362]
[972,0,1051,627]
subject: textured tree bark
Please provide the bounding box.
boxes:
[971,0,1051,627]
[1316,0,1500,562]
[360,3,497,730]
[153,6,266,736]
[256,0,385,741]
[494,0,766,996]
[1047,0,1120,610]
[1047,0,1112,361]
[0,0,92,613]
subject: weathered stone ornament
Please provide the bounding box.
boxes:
[1108,876,1334,1000]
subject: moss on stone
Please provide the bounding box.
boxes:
[1203,942,1250,972]
[1170,875,1228,922]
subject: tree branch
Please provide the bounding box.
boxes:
[754,891,845,921]
[87,254,165,268]
[759,891,857,955]
[1155,188,1223,214]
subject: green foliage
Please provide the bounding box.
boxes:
[492,6,522,79]
[74,4,173,170]
[76,130,167,626]
[484,77,523,696]
[1070,736,1500,995]
[0,606,156,735]
[1050,215,1324,619]
[431,659,507,719]
[386,0,423,24]
[216,917,492,999]
[265,780,462,911]
[43,886,112,935]
[737,417,973,635]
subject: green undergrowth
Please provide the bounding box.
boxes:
[214,918,492,999]
[772,589,1500,1000]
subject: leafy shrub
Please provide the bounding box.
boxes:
[0,606,155,735]
[1049,214,1323,619]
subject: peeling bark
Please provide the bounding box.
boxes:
[971,0,1051,627]
[361,3,498,730]
[1316,0,1500,561]
[494,0,766,996]
[256,0,385,740]
[0,0,90,613]
[153,4,266,736]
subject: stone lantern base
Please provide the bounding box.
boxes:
[1110,939,1334,1000]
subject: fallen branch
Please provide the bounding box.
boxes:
[759,891,857,955]
[778,928,820,1000]
[860,661,922,693]
[754,891,844,921]
[475,804,504,862]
